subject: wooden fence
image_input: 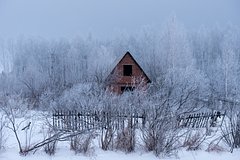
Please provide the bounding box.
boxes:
[52,110,146,131]
[53,110,226,131]
[177,111,226,128]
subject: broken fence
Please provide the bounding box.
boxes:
[177,111,226,128]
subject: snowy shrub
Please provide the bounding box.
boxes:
[115,126,136,153]
[44,140,57,156]
[142,108,181,157]
[0,113,7,151]
[142,127,157,152]
[100,128,115,151]
[234,113,240,148]
[70,133,95,155]
[38,89,56,110]
[221,112,240,152]
[0,94,29,155]
[183,131,204,151]
[206,143,226,153]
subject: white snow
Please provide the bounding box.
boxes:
[1,147,240,160]
[0,111,239,160]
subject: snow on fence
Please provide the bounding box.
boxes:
[52,110,146,131]
[177,111,226,128]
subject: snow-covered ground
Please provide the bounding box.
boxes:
[1,147,240,160]
[0,111,239,160]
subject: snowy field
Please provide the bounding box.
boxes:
[1,148,240,160]
[0,111,239,160]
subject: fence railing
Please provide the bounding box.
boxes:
[52,110,146,131]
[177,111,225,128]
[53,110,225,131]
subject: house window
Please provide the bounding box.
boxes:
[121,86,135,92]
[123,65,132,76]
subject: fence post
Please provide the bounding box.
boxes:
[142,110,146,128]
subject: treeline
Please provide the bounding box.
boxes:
[0,17,239,112]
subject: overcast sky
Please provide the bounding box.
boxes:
[0,0,239,40]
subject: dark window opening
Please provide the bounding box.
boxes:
[121,86,135,92]
[123,65,132,76]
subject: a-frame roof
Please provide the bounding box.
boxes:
[107,51,151,83]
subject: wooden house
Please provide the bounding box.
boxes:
[105,52,151,94]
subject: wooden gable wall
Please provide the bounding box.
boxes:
[106,52,151,94]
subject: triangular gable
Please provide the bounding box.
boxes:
[106,51,151,83]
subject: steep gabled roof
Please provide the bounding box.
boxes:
[106,51,151,83]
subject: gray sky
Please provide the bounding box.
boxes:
[0,0,239,39]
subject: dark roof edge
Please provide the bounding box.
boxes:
[124,52,151,83]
